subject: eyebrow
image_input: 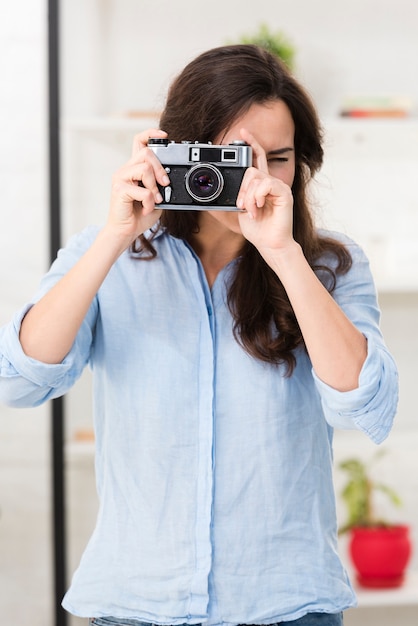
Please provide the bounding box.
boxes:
[267,147,294,156]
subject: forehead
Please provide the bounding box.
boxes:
[225,100,295,147]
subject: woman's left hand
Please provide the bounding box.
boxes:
[236,129,295,255]
[235,132,367,393]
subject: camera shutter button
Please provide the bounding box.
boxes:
[164,186,172,202]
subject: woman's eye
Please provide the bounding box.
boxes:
[267,157,289,167]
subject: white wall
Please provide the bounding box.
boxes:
[0,0,51,625]
[1,1,418,625]
[60,0,418,120]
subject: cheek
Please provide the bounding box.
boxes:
[268,163,295,187]
[284,171,295,188]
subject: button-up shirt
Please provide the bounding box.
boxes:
[0,225,398,623]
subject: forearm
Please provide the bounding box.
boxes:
[264,242,368,392]
[18,127,170,365]
[19,226,130,364]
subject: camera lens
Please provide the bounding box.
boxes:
[186,164,224,203]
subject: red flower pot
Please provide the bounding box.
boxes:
[349,525,412,588]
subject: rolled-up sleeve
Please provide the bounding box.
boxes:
[0,226,99,408]
[313,233,399,444]
[313,334,398,443]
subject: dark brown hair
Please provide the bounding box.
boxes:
[136,45,352,373]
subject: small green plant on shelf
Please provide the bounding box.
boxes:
[338,450,402,534]
[232,23,296,70]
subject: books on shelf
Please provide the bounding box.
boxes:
[340,95,413,118]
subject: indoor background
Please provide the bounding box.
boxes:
[1,1,417,625]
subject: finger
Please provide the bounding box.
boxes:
[125,149,171,193]
[253,177,275,209]
[116,180,157,216]
[236,167,261,213]
[240,177,281,218]
[115,161,161,204]
[239,128,268,172]
[113,160,162,211]
[138,162,165,205]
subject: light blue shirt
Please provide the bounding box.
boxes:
[0,225,398,623]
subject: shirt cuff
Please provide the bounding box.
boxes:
[1,304,81,388]
[312,334,399,444]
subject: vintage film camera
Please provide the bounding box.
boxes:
[147,138,252,210]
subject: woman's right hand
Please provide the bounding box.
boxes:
[19,128,171,364]
[106,128,170,248]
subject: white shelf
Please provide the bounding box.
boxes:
[66,439,95,467]
[323,116,418,153]
[63,113,160,133]
[324,116,418,129]
[64,114,418,133]
[354,571,418,608]
[373,280,418,294]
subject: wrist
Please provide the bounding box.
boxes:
[98,224,137,258]
[261,241,305,278]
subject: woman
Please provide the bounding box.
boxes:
[0,45,398,626]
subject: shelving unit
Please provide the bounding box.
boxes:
[344,575,418,626]
[58,7,418,626]
[354,571,418,608]
[61,113,418,293]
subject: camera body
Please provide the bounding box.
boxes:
[148,138,252,211]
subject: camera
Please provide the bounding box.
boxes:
[147,138,252,211]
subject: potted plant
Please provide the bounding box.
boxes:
[338,451,412,588]
[232,23,296,71]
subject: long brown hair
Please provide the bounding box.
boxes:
[136,45,352,373]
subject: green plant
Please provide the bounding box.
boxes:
[338,451,402,534]
[232,23,296,70]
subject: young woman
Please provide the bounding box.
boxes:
[0,45,398,626]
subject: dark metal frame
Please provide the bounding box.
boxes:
[48,1,67,624]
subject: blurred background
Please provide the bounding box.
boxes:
[1,1,417,625]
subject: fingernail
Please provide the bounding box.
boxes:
[156,192,163,204]
[162,175,170,186]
